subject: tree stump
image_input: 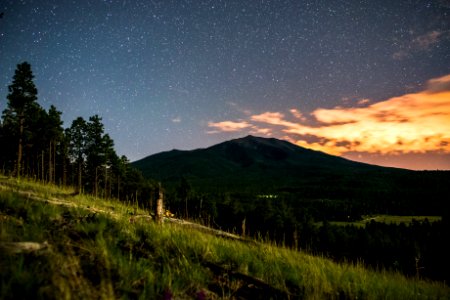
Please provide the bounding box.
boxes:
[155,183,164,224]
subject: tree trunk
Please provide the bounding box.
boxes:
[16,114,24,178]
[41,150,45,181]
[117,177,120,200]
[48,141,52,183]
[95,166,98,198]
[62,155,67,186]
[77,161,82,193]
[293,227,299,250]
[104,165,108,199]
[53,141,56,184]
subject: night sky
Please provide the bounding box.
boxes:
[1,0,449,170]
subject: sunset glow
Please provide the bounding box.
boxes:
[208,74,450,166]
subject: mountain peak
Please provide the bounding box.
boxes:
[222,135,295,149]
[132,136,391,191]
[233,134,280,142]
[222,135,311,155]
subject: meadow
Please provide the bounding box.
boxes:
[328,215,442,227]
[1,176,449,299]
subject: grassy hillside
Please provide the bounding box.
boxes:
[1,176,449,299]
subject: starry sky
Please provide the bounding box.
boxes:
[1,0,449,170]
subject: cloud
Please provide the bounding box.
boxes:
[227,101,253,115]
[207,120,251,133]
[392,30,448,60]
[251,112,291,126]
[427,74,450,93]
[413,30,442,50]
[171,117,182,123]
[208,74,450,156]
[392,50,409,60]
[290,108,307,121]
[357,98,370,105]
[250,126,273,135]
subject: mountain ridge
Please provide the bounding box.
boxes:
[132,135,407,191]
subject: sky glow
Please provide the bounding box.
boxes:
[1,0,449,169]
[209,74,450,160]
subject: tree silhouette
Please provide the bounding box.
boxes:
[47,106,64,183]
[177,177,191,219]
[5,62,38,177]
[84,115,115,197]
[66,117,88,193]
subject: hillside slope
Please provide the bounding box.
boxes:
[0,177,449,299]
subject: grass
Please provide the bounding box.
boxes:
[328,215,442,227]
[1,175,449,299]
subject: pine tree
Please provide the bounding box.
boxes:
[85,115,114,197]
[66,117,88,193]
[5,62,38,178]
[110,155,129,199]
[45,105,63,183]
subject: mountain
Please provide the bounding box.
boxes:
[132,135,406,192]
[133,134,450,218]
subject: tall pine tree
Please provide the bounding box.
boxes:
[5,62,38,177]
[46,105,63,183]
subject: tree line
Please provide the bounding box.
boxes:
[163,183,450,284]
[0,62,156,203]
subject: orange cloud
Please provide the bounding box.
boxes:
[250,126,273,135]
[207,121,251,133]
[290,108,306,120]
[208,74,450,156]
[357,98,370,105]
[427,74,450,93]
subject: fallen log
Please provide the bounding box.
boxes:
[0,241,49,255]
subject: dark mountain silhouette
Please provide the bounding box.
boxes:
[132,135,408,192]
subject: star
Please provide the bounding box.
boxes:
[0,0,448,169]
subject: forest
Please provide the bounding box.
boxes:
[1,62,449,285]
[161,187,449,283]
[0,62,158,204]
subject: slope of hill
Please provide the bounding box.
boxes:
[132,135,406,192]
[1,177,449,299]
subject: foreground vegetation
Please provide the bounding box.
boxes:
[1,177,449,299]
